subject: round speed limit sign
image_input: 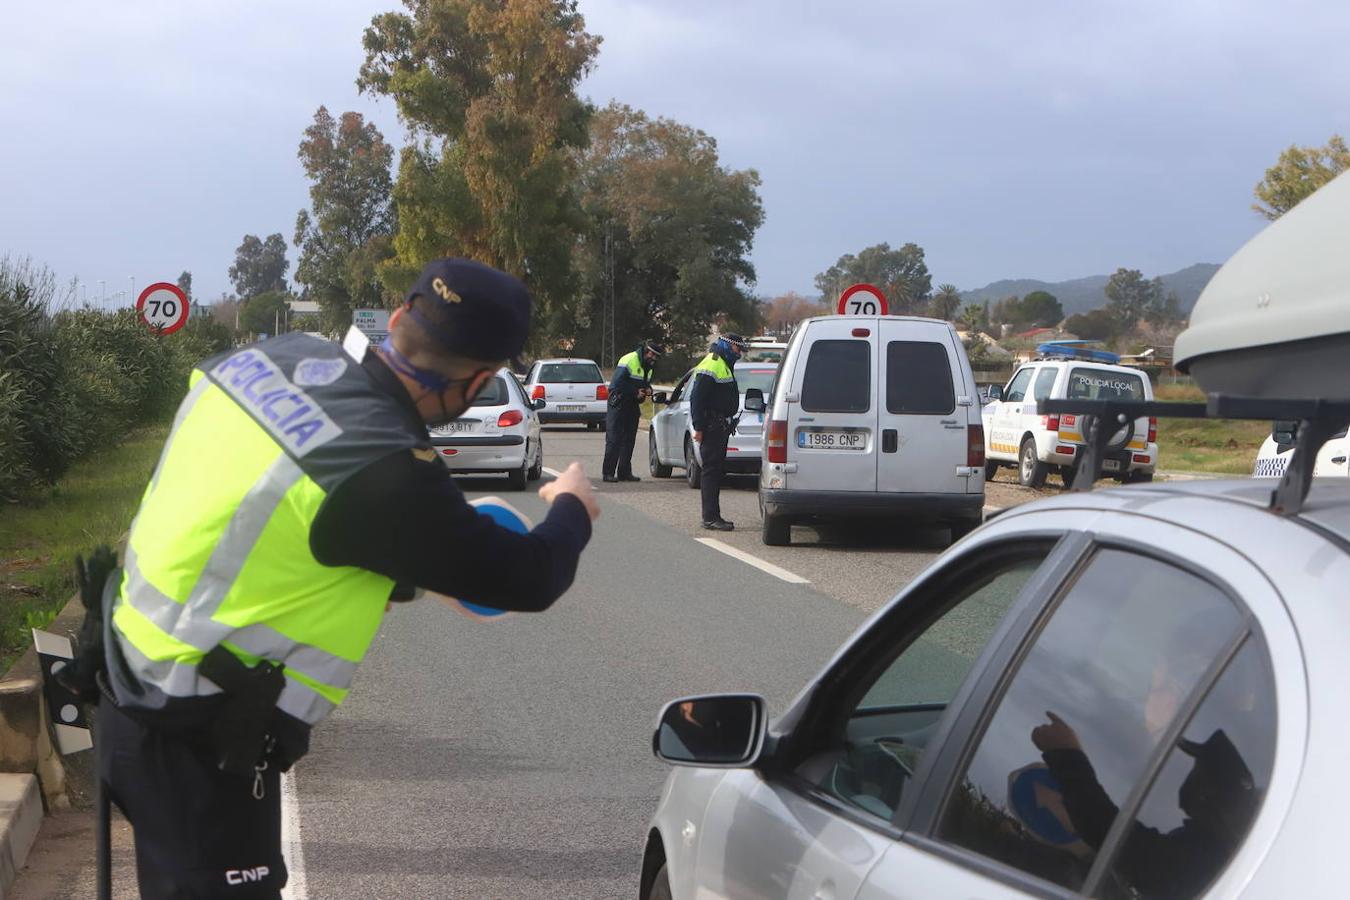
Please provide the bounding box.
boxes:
[837,283,889,316]
[136,283,190,334]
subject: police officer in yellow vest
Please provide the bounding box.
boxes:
[94,259,598,898]
[601,339,664,483]
[689,333,746,530]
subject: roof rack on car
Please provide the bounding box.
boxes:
[1040,395,1350,516]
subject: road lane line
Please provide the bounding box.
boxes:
[542,466,564,478]
[695,538,811,584]
[983,505,1003,515]
[280,771,309,900]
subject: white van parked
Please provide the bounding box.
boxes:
[754,315,985,546]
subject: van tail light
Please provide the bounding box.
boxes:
[766,419,788,464]
[498,410,523,427]
[1041,415,1060,432]
[1147,417,1157,444]
[596,384,608,401]
[968,425,986,467]
[531,385,545,400]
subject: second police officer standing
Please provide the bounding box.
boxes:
[689,333,747,531]
[602,339,664,483]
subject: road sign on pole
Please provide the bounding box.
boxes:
[837,283,889,316]
[136,282,190,334]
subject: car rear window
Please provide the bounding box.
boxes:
[737,368,778,396]
[537,362,602,383]
[801,340,870,413]
[1067,367,1145,401]
[886,341,954,414]
[469,376,509,407]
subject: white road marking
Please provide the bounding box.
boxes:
[983,505,1003,515]
[695,538,811,584]
[280,771,308,900]
[542,466,564,479]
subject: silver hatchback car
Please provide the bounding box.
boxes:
[642,479,1350,899]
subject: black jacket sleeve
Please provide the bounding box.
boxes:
[309,449,592,612]
[689,371,712,432]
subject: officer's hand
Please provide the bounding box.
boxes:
[693,431,703,443]
[539,462,600,522]
[1031,711,1081,753]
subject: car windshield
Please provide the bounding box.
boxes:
[537,362,602,383]
[1066,367,1146,401]
[737,369,777,396]
[469,376,510,407]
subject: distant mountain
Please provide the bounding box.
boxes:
[960,263,1221,316]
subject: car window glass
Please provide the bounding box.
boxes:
[669,371,693,403]
[801,339,871,413]
[737,369,778,396]
[936,549,1244,893]
[1097,638,1275,900]
[1004,368,1034,403]
[469,376,509,407]
[886,341,955,414]
[1032,368,1058,403]
[796,548,1051,822]
[1067,367,1145,401]
[538,362,602,383]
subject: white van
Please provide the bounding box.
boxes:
[754,315,985,546]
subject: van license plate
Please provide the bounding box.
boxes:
[798,430,865,450]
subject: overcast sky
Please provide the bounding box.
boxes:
[3,0,1348,308]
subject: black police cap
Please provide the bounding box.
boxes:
[405,258,532,363]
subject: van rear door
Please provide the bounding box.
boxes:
[786,320,878,493]
[875,320,970,494]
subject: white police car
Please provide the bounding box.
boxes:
[1252,423,1348,478]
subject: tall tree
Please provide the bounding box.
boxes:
[1017,290,1063,327]
[1064,308,1118,341]
[239,291,291,335]
[929,283,962,320]
[958,303,986,333]
[176,271,192,301]
[1252,134,1350,220]
[815,242,931,314]
[358,0,600,344]
[573,103,763,363]
[762,291,828,335]
[293,106,397,335]
[1103,268,1161,332]
[228,234,289,299]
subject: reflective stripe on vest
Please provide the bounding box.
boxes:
[110,335,417,725]
[692,353,735,383]
[618,351,649,382]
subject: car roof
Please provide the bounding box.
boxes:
[1000,478,1350,545]
[532,358,600,365]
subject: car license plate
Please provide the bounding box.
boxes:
[798,429,865,450]
[1102,459,1120,472]
[435,421,477,434]
[557,404,585,412]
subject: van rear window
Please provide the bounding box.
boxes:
[886,341,954,414]
[801,340,870,413]
[1067,367,1145,401]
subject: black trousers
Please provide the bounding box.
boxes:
[602,405,641,478]
[700,417,731,522]
[97,701,287,899]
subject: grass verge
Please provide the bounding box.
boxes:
[0,423,167,671]
[1153,383,1268,474]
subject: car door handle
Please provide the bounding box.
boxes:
[1333,456,1347,464]
[882,429,898,453]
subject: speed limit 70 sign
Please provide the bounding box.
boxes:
[136,283,190,334]
[836,283,889,316]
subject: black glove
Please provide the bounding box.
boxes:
[55,545,119,704]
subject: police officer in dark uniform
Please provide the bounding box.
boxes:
[689,333,746,531]
[602,339,664,483]
[81,259,598,898]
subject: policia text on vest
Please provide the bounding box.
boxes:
[88,257,597,899]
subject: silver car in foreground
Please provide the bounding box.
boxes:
[430,367,545,490]
[642,479,1349,899]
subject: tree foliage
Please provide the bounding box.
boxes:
[240,291,292,336]
[1064,308,1118,341]
[294,106,397,336]
[176,270,192,301]
[228,234,290,299]
[358,0,601,343]
[929,283,962,321]
[1252,134,1350,221]
[1103,268,1163,331]
[815,243,932,314]
[571,103,763,364]
[958,303,987,334]
[762,291,828,335]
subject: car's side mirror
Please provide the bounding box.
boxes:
[1272,420,1298,447]
[652,391,669,405]
[987,384,1003,402]
[743,388,766,413]
[653,694,766,768]
[532,398,546,411]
